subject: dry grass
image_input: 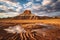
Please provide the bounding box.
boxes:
[0,19,60,24]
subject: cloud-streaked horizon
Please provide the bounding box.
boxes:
[0,0,60,18]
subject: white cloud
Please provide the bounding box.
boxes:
[23,2,32,8]
[16,7,22,12]
[0,5,9,12]
[0,12,19,18]
[32,4,41,10]
[23,2,41,10]
[22,0,60,16]
[42,0,52,5]
[58,0,60,2]
[0,0,60,18]
[0,0,22,12]
[0,0,23,18]
[34,11,60,17]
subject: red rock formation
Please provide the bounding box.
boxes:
[23,10,31,15]
[14,10,38,20]
[20,10,32,16]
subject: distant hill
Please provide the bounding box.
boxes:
[14,10,38,20]
[12,10,58,20]
[0,10,60,20]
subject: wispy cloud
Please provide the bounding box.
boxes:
[0,0,60,18]
[23,2,32,9]
[42,0,52,5]
[0,0,23,18]
[0,0,23,12]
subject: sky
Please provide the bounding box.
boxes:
[0,0,60,18]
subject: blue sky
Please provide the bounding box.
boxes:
[0,0,60,18]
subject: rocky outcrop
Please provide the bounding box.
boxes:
[14,10,38,20]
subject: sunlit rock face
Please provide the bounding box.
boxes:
[14,10,38,20]
[12,10,54,20]
[21,10,32,15]
[0,24,60,40]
